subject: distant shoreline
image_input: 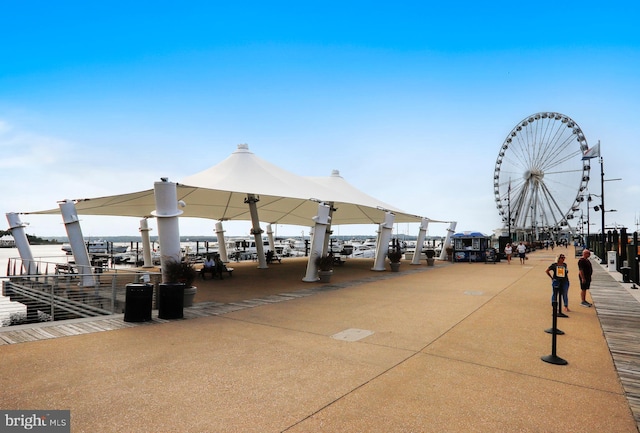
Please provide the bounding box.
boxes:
[37,234,436,243]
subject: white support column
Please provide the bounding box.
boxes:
[245,194,267,269]
[411,218,430,265]
[266,224,275,252]
[215,222,229,262]
[139,218,153,268]
[59,200,95,287]
[151,179,183,283]
[302,202,332,282]
[439,221,457,261]
[372,212,395,271]
[6,212,36,275]
[321,203,334,255]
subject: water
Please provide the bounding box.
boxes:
[0,245,70,280]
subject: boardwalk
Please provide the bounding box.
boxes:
[590,264,640,427]
[0,263,426,345]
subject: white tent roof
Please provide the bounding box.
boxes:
[25,144,425,226]
[307,170,449,224]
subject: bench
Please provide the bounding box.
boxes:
[266,253,282,264]
[201,266,234,280]
[91,258,108,273]
[55,264,76,275]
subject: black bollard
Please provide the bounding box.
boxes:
[542,288,568,365]
[545,284,565,334]
[557,291,569,319]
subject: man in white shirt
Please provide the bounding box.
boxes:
[516,242,527,264]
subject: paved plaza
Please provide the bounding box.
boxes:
[1,249,638,432]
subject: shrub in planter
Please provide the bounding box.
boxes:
[425,249,436,266]
[315,253,334,271]
[315,253,334,283]
[162,259,198,310]
[163,259,197,286]
[387,238,403,263]
[387,249,403,263]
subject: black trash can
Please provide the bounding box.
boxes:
[158,282,185,320]
[124,283,153,322]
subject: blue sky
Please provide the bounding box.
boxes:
[1,2,639,239]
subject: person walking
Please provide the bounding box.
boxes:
[578,248,593,307]
[504,243,513,264]
[516,242,527,264]
[546,253,570,313]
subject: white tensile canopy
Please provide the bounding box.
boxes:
[26,144,425,226]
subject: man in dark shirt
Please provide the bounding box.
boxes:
[578,249,593,307]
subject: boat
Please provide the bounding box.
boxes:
[112,249,161,266]
[348,244,376,258]
[226,237,269,261]
[341,239,377,258]
[61,240,128,255]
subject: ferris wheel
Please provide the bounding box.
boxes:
[494,112,591,237]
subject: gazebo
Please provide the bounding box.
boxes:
[20,144,451,279]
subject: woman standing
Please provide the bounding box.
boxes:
[545,254,570,312]
[504,243,513,264]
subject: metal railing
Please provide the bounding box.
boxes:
[2,257,161,325]
[586,230,640,284]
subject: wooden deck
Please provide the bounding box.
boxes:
[590,263,640,429]
[0,277,359,346]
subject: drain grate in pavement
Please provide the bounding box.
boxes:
[331,328,374,342]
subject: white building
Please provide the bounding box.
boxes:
[0,234,16,248]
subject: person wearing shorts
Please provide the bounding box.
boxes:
[516,242,526,264]
[578,249,593,307]
[504,243,513,264]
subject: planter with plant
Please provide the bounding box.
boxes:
[387,239,403,272]
[445,246,454,262]
[425,249,436,266]
[159,259,198,319]
[316,253,334,283]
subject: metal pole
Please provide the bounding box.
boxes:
[586,202,591,250]
[508,179,512,241]
[542,287,568,365]
[600,157,606,264]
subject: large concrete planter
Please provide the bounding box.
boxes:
[389,262,401,272]
[183,286,197,307]
[426,258,435,266]
[318,270,333,283]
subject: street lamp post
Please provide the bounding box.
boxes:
[600,156,606,263]
[598,155,623,263]
[586,204,591,250]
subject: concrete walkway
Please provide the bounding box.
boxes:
[0,248,637,432]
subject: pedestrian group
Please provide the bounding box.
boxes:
[545,248,593,312]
